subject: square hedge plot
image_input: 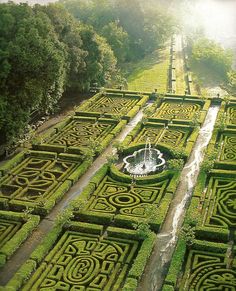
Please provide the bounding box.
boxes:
[37,116,126,155]
[165,239,236,290]
[0,151,87,215]
[226,103,236,127]
[7,222,155,290]
[217,131,236,166]
[124,121,198,155]
[149,98,207,125]
[76,165,179,231]
[77,92,145,119]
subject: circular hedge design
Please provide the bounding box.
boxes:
[181,249,236,290]
[86,176,169,218]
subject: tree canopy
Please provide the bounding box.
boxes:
[0,0,175,146]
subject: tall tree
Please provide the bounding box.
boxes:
[0,3,67,143]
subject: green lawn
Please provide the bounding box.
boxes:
[125,47,170,93]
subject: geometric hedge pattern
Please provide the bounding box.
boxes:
[227,106,236,126]
[23,230,139,290]
[83,95,138,115]
[133,125,190,148]
[219,133,236,162]
[0,156,77,204]
[152,101,201,120]
[201,176,236,229]
[47,119,116,149]
[179,248,236,290]
[85,175,169,218]
[0,219,21,249]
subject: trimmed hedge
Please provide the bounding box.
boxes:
[164,238,186,287]
[0,211,40,268]
[128,232,156,280]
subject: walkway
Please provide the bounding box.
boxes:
[137,104,220,290]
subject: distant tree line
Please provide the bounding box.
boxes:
[187,36,236,95]
[0,0,174,146]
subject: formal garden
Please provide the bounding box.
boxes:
[0,1,236,288]
[2,82,231,290]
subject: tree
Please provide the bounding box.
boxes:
[34,3,87,91]
[0,3,67,144]
[191,38,233,81]
[101,21,129,62]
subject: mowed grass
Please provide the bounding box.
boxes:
[125,46,170,93]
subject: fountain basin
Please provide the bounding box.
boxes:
[123,148,165,176]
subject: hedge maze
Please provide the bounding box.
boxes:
[125,122,198,155]
[151,100,201,122]
[76,91,148,120]
[24,230,139,290]
[218,132,236,163]
[163,98,236,290]
[7,222,156,290]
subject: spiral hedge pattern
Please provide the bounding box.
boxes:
[23,231,139,290]
[180,248,236,290]
[219,133,236,162]
[48,119,115,149]
[0,156,77,204]
[86,175,169,218]
[84,95,138,115]
[0,219,21,249]
[152,101,201,120]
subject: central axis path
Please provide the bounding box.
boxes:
[137,105,220,291]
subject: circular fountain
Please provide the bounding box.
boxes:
[123,139,166,176]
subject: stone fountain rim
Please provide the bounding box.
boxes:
[123,147,166,174]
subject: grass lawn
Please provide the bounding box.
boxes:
[125,46,170,93]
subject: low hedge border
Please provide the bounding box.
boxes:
[0,211,40,268]
[0,151,26,176]
[127,232,156,280]
[164,238,186,287]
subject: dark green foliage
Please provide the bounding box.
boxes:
[0,2,67,144]
[164,238,186,286]
[128,232,156,279]
[0,2,118,146]
[122,278,138,291]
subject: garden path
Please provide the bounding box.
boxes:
[175,35,187,95]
